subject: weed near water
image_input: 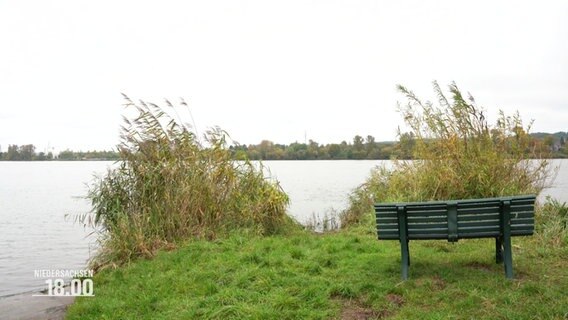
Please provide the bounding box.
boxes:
[341,81,553,227]
[80,96,294,269]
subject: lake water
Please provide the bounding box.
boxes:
[0,160,566,297]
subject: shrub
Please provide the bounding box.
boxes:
[82,95,292,268]
[341,81,553,226]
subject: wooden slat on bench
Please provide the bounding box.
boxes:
[374,206,397,211]
[375,207,397,211]
[458,202,500,210]
[511,230,533,236]
[375,205,397,209]
[458,220,499,228]
[405,210,447,217]
[407,222,448,229]
[511,224,534,232]
[376,217,398,223]
[376,215,397,221]
[407,216,447,223]
[511,217,534,224]
[509,212,533,219]
[408,233,448,240]
[511,199,536,205]
[375,208,397,213]
[511,204,535,212]
[378,225,398,230]
[408,226,448,232]
[459,225,500,233]
[458,213,500,222]
[406,204,447,210]
[405,203,447,208]
[458,207,500,215]
[375,212,397,219]
[376,222,398,228]
[459,231,500,239]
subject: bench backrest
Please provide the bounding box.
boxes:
[375,195,535,241]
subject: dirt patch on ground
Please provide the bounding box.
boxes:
[341,304,390,320]
[336,293,407,319]
[386,293,405,308]
[432,275,446,290]
[337,299,391,320]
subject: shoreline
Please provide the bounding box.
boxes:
[0,290,74,320]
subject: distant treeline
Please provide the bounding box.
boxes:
[234,132,568,160]
[1,131,567,161]
[0,144,119,161]
[232,135,408,160]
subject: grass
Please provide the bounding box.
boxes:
[67,225,568,319]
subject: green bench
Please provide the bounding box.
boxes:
[374,195,536,280]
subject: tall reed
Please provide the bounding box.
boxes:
[535,197,568,249]
[82,95,292,268]
[341,81,553,226]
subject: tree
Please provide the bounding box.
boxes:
[353,135,364,151]
[543,136,555,150]
[397,132,415,159]
[19,144,35,161]
[58,149,76,160]
[35,152,47,161]
[258,140,273,159]
[328,144,342,159]
[352,135,366,159]
[307,140,319,159]
[365,135,377,159]
[5,145,20,160]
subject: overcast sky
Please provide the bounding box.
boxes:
[1,1,567,152]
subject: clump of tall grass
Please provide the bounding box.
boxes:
[536,197,568,249]
[305,210,340,232]
[341,81,553,227]
[82,95,292,268]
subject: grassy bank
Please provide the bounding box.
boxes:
[67,225,567,319]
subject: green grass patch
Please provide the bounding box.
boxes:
[67,227,568,319]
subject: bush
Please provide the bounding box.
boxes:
[82,95,293,268]
[341,81,553,227]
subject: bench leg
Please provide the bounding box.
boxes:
[503,234,513,279]
[408,247,411,267]
[501,200,514,279]
[495,237,503,264]
[397,206,410,280]
[400,240,410,280]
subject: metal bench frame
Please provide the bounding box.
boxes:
[374,195,536,279]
